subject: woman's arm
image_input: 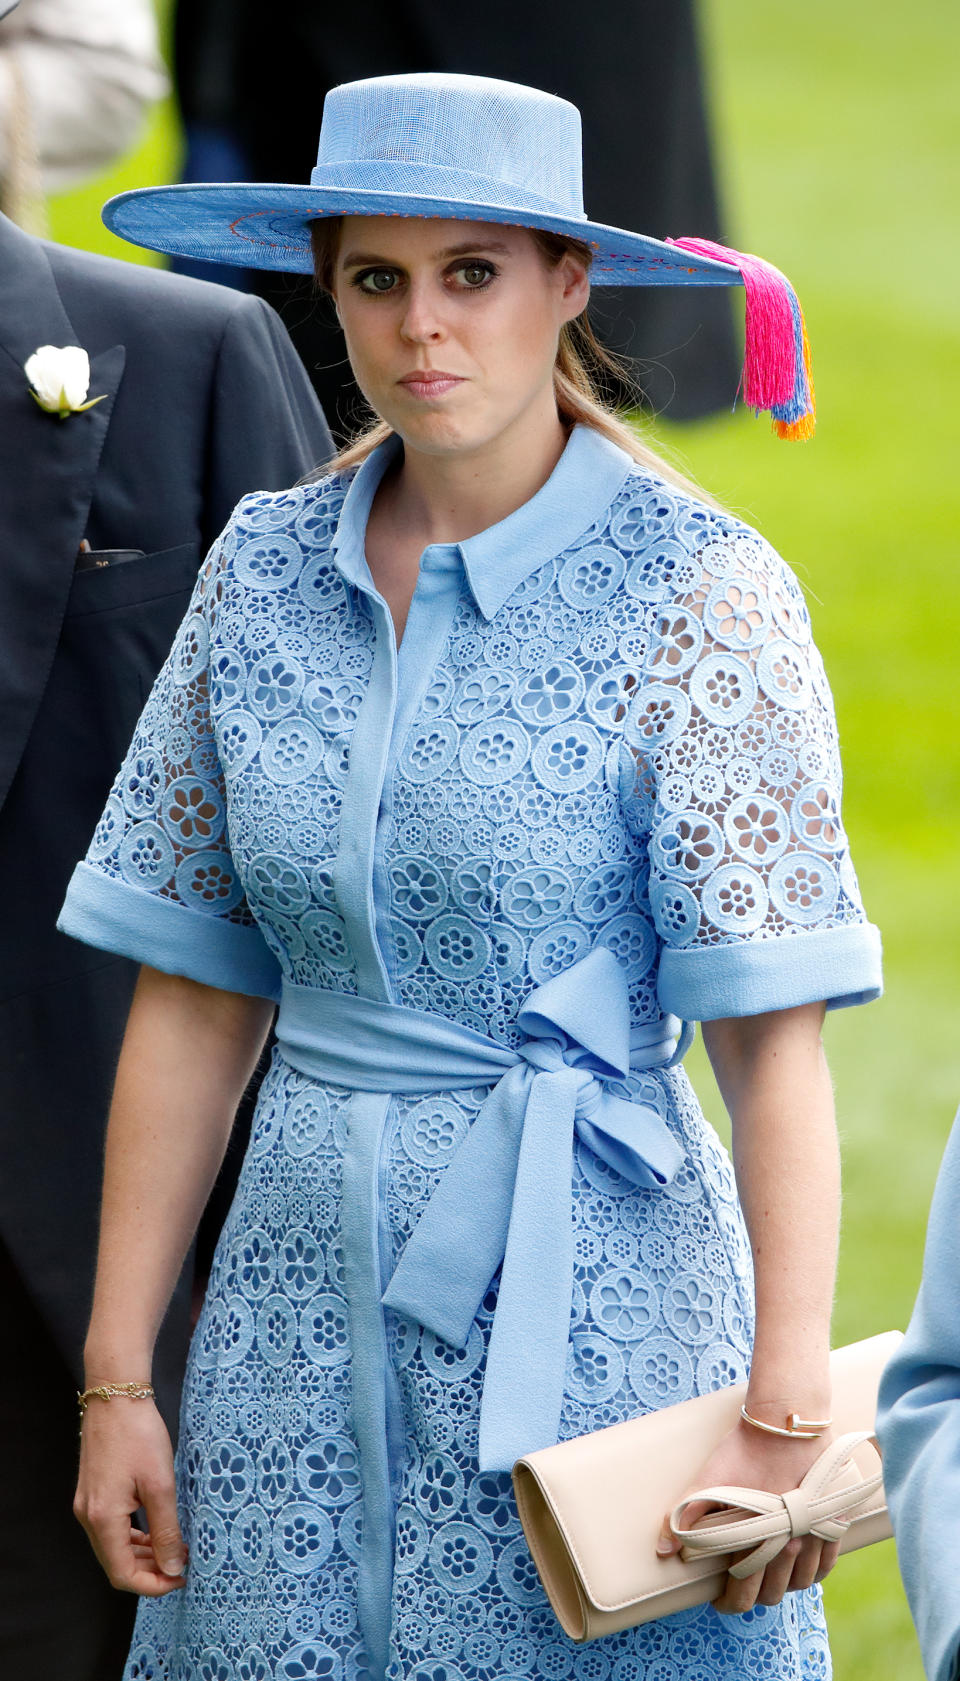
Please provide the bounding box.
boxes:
[709,999,838,1436]
[75,963,273,1595]
[658,999,842,1612]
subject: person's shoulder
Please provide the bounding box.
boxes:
[612,459,755,553]
[41,239,277,337]
[610,461,801,602]
[222,469,353,550]
[196,471,352,618]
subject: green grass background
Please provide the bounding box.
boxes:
[44,2,958,1675]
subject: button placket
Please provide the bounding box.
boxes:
[373,548,465,996]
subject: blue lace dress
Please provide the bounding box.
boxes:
[61,424,881,1681]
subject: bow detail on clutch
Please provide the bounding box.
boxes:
[382,947,684,1471]
[670,1431,884,1579]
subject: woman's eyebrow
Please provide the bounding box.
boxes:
[340,240,512,268]
[436,240,512,259]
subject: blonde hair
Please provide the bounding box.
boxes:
[310,219,715,506]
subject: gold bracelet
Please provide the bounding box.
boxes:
[77,1381,155,1416]
[739,1403,832,1440]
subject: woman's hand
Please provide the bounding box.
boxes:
[74,1397,187,1596]
[71,968,273,1596]
[656,1419,840,1613]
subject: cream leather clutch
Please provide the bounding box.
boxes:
[512,1330,902,1641]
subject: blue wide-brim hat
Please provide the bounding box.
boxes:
[104,72,816,436]
[105,72,735,288]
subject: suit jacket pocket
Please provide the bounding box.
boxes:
[56,540,203,763]
[64,540,200,617]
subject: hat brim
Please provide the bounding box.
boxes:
[102,182,742,289]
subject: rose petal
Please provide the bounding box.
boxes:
[24,344,91,409]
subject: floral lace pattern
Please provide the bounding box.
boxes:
[71,435,873,1680]
[88,466,864,1033]
[125,1058,829,1681]
[619,527,859,955]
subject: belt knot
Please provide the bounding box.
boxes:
[382,946,686,1469]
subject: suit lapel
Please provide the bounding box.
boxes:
[0,217,125,810]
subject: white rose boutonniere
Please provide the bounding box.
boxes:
[25,345,106,419]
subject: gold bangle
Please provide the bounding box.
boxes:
[739,1403,832,1440]
[77,1381,155,1416]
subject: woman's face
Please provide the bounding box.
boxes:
[330,217,589,459]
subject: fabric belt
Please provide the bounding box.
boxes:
[276,946,688,1470]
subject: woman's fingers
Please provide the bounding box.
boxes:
[140,1477,188,1581]
[812,1538,841,1584]
[755,1537,807,1606]
[713,1536,832,1613]
[657,1496,712,1557]
[76,1504,180,1596]
[782,1534,826,1594]
[713,1562,765,1615]
[76,1501,135,1588]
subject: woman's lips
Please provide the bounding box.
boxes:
[398,372,465,399]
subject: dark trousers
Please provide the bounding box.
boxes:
[0,1241,136,1680]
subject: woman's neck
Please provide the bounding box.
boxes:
[384,403,570,548]
[363,395,571,648]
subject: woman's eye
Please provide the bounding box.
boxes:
[453,262,495,288]
[357,269,398,294]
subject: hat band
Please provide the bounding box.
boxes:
[308,157,585,222]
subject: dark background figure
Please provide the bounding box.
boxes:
[0,209,331,1680]
[173,0,739,435]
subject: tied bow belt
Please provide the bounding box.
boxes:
[276,947,687,1471]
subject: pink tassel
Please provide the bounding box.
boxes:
[666,235,815,437]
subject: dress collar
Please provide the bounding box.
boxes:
[329,423,634,619]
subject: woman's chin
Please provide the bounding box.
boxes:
[391,407,490,458]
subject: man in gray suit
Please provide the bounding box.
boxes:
[0,202,330,1677]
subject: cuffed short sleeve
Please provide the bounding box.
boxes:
[58,526,282,1000]
[618,522,881,1020]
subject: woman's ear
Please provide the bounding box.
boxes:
[557,256,591,325]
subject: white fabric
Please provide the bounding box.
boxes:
[0,0,167,193]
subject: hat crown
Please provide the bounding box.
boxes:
[312,73,585,217]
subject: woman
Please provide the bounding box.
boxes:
[61,73,881,1681]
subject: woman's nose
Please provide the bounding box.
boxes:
[399,281,445,344]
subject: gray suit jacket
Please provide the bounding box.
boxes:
[0,211,331,1419]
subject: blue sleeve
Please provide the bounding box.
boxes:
[58,521,282,1001]
[878,1111,960,1681]
[618,522,882,1021]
